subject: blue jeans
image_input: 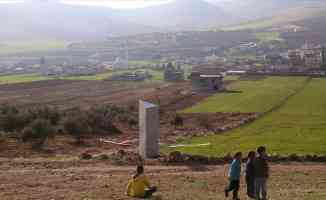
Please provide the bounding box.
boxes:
[225,180,240,199]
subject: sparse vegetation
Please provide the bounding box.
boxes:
[171,113,184,128]
[63,116,88,144]
[25,118,53,149]
[0,103,130,147]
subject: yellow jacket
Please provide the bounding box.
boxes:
[127,175,150,197]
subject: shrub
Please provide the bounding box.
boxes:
[0,105,62,134]
[63,116,88,144]
[21,126,34,142]
[128,104,136,112]
[25,119,54,149]
[127,118,138,128]
[27,106,62,126]
[0,104,18,115]
[85,104,122,135]
[0,111,30,132]
[172,113,184,128]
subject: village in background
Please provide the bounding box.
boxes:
[1,1,326,199]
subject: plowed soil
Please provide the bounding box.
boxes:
[0,159,325,200]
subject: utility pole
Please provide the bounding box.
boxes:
[125,39,129,69]
[322,45,326,69]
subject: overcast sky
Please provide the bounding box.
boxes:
[0,0,232,8]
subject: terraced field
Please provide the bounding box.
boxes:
[0,69,164,84]
[184,76,308,113]
[0,40,66,56]
[172,77,326,156]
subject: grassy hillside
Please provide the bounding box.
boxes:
[0,40,67,56]
[170,78,326,156]
[0,74,52,84]
[0,69,164,84]
[255,32,282,42]
[184,76,308,113]
[222,7,326,31]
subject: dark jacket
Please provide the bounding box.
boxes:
[245,159,255,178]
[254,156,269,178]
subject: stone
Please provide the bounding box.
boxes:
[139,100,160,159]
[80,152,92,160]
[168,151,183,162]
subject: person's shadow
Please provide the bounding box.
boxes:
[150,195,162,200]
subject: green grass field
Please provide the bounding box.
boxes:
[0,74,52,84]
[0,69,164,84]
[0,40,67,56]
[184,76,308,113]
[170,78,326,156]
[255,32,282,43]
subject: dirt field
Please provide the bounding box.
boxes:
[0,159,325,200]
[0,80,162,109]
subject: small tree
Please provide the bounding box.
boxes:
[63,117,88,144]
[0,111,30,132]
[25,119,53,149]
[127,118,138,128]
[172,113,184,128]
[27,106,62,126]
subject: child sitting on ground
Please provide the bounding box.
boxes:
[224,152,242,200]
[127,165,157,198]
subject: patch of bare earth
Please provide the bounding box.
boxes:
[0,160,325,200]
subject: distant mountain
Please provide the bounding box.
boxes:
[217,0,326,21]
[0,2,160,41]
[117,0,237,30]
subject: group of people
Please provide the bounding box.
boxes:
[126,146,269,200]
[225,146,269,200]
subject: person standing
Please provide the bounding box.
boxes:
[254,146,269,200]
[224,152,242,200]
[246,151,256,199]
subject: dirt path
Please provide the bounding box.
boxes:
[0,160,325,200]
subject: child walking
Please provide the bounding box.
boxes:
[246,151,256,199]
[224,152,242,200]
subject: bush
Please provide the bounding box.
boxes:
[127,118,138,128]
[0,104,18,115]
[0,111,30,132]
[0,105,62,134]
[24,119,53,149]
[172,113,184,128]
[128,104,136,112]
[85,104,122,135]
[63,116,88,144]
[21,126,34,142]
[27,106,62,126]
